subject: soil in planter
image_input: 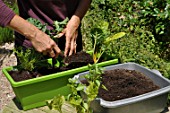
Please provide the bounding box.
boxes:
[9,51,94,82]
[98,69,160,101]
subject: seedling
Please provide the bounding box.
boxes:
[47,63,103,113]
[47,21,125,112]
[90,21,125,63]
[13,47,44,71]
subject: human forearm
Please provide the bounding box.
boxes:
[7,15,61,57]
[67,0,91,32]
[7,15,39,41]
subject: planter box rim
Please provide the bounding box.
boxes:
[2,59,118,87]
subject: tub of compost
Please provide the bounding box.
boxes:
[74,62,170,113]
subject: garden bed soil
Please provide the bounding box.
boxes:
[98,69,160,101]
[9,51,94,82]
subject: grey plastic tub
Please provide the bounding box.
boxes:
[74,63,170,113]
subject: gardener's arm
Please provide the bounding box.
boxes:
[8,15,61,57]
[0,0,61,58]
[62,0,92,56]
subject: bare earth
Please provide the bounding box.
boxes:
[0,43,17,110]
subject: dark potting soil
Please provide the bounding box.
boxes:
[9,70,41,82]
[98,69,160,101]
[64,51,94,68]
[9,51,94,82]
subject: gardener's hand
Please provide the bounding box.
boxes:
[57,16,80,57]
[30,30,61,58]
[8,15,61,58]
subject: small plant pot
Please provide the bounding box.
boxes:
[74,63,170,113]
[2,58,118,110]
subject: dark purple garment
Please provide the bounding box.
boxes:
[0,0,82,51]
[0,0,15,27]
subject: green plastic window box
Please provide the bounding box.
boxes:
[2,57,118,110]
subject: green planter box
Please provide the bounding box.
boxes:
[2,58,118,110]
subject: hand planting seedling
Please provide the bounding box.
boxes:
[24,17,69,67]
[46,21,125,112]
[8,18,70,81]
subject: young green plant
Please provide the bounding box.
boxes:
[47,21,125,113]
[47,63,104,113]
[13,47,43,71]
[90,21,125,63]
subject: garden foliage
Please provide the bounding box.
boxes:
[82,0,170,79]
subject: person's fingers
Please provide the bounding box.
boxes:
[53,29,66,38]
[69,33,78,56]
[53,32,65,38]
[42,39,58,58]
[64,35,72,57]
[48,49,55,58]
[53,44,62,58]
[69,42,77,56]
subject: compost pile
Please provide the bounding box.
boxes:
[9,51,94,82]
[98,69,160,101]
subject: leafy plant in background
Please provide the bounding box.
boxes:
[0,27,14,44]
[53,17,69,36]
[27,17,69,39]
[27,18,48,33]
[89,21,125,62]
[82,0,170,79]
[139,0,170,60]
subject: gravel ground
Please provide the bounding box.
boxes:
[0,43,17,110]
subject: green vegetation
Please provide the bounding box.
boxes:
[0,27,14,44]
[13,47,43,71]
[89,23,125,62]
[82,0,170,79]
[27,17,69,39]
[47,25,125,112]
[47,63,104,113]
[1,0,170,78]
[13,17,69,71]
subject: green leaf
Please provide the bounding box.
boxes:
[47,95,65,112]
[53,17,69,34]
[85,81,99,102]
[69,95,82,106]
[154,8,160,14]
[82,102,88,110]
[76,84,85,91]
[104,32,126,44]
[95,80,100,87]
[101,84,108,91]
